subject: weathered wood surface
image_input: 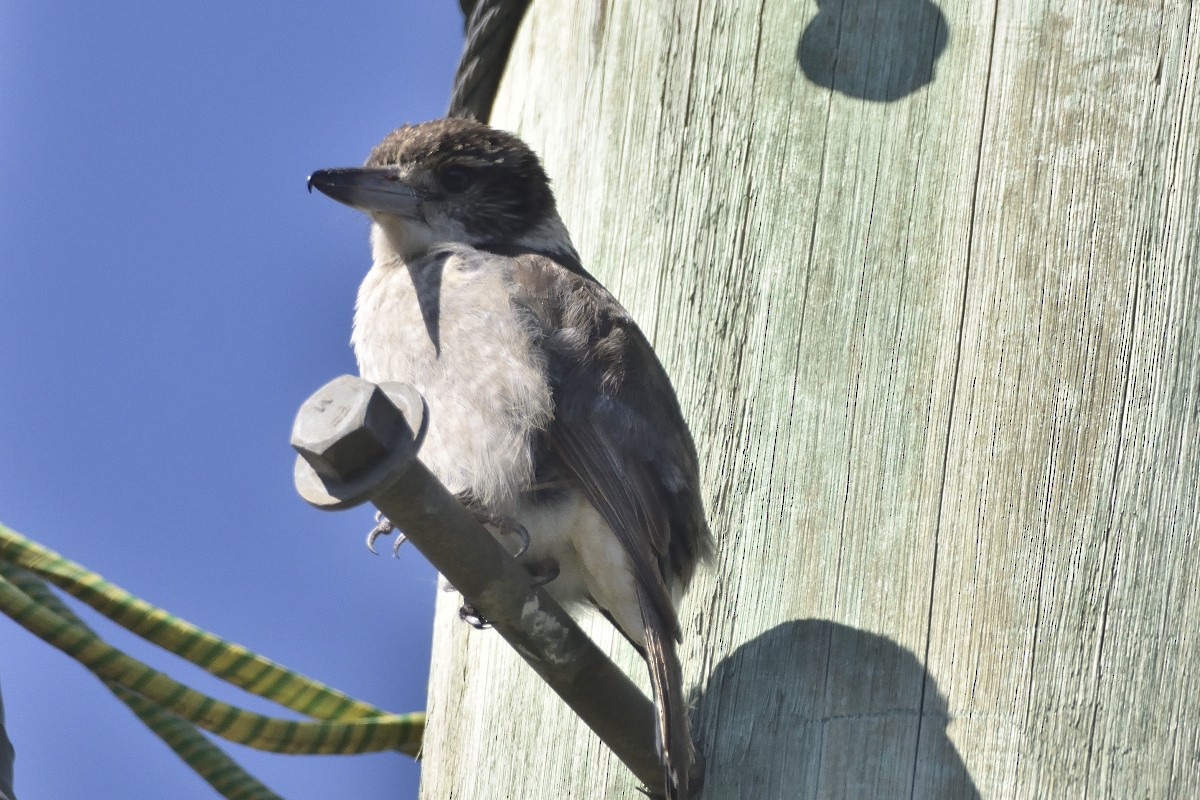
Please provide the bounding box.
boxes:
[421,1,1200,797]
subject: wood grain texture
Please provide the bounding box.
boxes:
[420,1,1200,797]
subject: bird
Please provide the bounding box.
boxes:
[308,117,713,799]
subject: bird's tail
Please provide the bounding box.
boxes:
[640,589,694,800]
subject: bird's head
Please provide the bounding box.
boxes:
[308,118,572,262]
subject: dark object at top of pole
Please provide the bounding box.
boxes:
[448,0,531,121]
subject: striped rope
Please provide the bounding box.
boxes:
[0,524,391,725]
[0,523,424,798]
[5,563,283,799]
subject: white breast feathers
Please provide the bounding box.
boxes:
[351,245,553,509]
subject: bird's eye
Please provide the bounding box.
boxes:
[439,165,474,193]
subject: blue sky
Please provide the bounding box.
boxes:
[0,3,464,797]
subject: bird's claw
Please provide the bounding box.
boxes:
[526,559,560,587]
[451,560,558,631]
[389,533,406,557]
[458,602,491,629]
[366,512,406,557]
[503,521,531,558]
[455,493,531,558]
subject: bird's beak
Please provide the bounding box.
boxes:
[307,167,423,217]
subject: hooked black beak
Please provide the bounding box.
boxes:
[307,167,423,217]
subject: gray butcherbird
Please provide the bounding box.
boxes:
[308,118,713,799]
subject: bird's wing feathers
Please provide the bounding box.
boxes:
[509,252,706,798]
[508,253,709,642]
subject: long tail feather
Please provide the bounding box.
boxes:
[640,588,692,800]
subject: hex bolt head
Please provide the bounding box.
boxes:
[291,375,409,483]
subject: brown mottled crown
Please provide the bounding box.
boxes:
[365,118,557,244]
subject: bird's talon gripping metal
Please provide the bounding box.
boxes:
[506,522,531,558]
[366,511,406,556]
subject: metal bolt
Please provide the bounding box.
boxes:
[290,375,408,483]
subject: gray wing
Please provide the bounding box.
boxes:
[509,253,712,641]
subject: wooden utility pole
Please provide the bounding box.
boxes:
[422,2,1200,797]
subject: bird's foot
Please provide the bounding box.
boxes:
[441,574,490,628]
[458,602,491,629]
[366,511,406,557]
[455,492,530,557]
[450,559,559,631]
[525,559,560,587]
